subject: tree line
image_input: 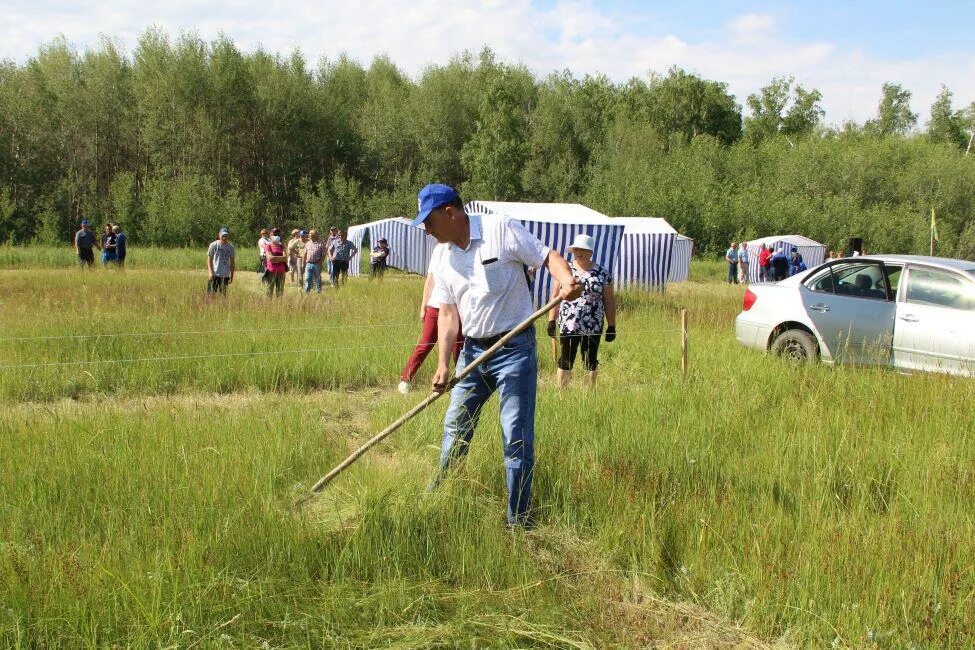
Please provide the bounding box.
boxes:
[2,30,975,257]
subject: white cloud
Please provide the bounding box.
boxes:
[726,12,775,44]
[2,1,974,126]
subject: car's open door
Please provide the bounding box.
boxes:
[800,261,897,364]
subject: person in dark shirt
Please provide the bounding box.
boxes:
[327,230,357,288]
[770,246,790,281]
[113,225,127,270]
[101,223,118,266]
[369,237,390,281]
[74,219,98,267]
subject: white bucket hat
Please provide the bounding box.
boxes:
[570,233,595,251]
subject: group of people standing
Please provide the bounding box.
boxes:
[204,225,391,297]
[726,241,807,284]
[74,219,127,268]
[257,226,362,296]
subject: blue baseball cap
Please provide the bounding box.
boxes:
[411,183,459,227]
[219,227,230,236]
[81,219,90,226]
[299,230,307,236]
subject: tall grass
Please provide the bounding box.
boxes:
[1,256,972,647]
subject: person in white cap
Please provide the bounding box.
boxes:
[547,233,616,388]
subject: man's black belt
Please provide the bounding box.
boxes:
[468,330,513,348]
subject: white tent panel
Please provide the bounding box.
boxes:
[667,234,694,283]
[613,217,679,290]
[465,201,625,308]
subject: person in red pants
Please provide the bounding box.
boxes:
[399,245,464,394]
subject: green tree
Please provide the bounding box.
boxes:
[205,35,256,195]
[357,55,416,192]
[865,82,917,135]
[522,72,615,201]
[745,76,823,142]
[461,70,531,200]
[645,67,742,146]
[927,85,968,149]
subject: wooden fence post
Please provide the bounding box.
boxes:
[681,309,688,375]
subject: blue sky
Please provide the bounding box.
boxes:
[4,0,974,125]
[582,1,975,58]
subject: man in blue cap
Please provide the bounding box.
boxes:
[414,183,581,528]
[74,218,98,268]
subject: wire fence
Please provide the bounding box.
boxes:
[0,327,687,370]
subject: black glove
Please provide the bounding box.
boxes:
[547,320,557,338]
[605,326,616,343]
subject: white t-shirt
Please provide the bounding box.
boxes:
[433,214,549,339]
[426,243,450,308]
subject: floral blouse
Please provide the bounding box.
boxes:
[557,262,612,335]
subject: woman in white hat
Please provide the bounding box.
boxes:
[547,233,617,388]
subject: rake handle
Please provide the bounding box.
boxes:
[305,296,563,496]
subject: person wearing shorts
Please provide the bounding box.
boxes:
[74,219,97,267]
[207,228,236,295]
[257,228,271,284]
[101,223,118,265]
[547,233,617,388]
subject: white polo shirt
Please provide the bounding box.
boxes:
[426,243,450,308]
[432,214,550,340]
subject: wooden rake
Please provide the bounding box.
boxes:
[296,296,562,506]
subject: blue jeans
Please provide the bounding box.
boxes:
[304,262,322,292]
[727,261,739,284]
[436,329,537,525]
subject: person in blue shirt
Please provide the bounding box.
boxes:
[789,248,807,276]
[725,241,739,284]
[770,246,790,281]
[112,225,127,270]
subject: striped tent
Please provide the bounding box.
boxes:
[347,217,437,277]
[613,217,678,290]
[744,234,827,283]
[667,234,694,283]
[465,201,625,308]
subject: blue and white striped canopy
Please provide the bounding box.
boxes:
[347,217,437,277]
[614,217,678,290]
[466,201,625,308]
[668,235,694,282]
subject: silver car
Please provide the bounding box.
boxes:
[735,255,975,376]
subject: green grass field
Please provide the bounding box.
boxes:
[1,247,972,647]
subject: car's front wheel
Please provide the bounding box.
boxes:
[771,328,818,362]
